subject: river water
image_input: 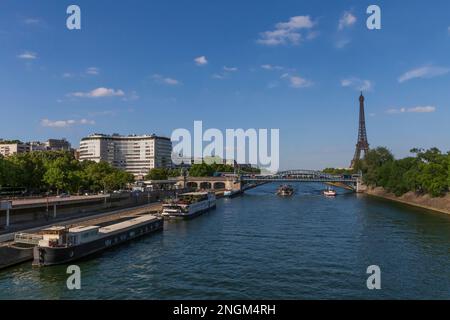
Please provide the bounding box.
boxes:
[0,183,449,299]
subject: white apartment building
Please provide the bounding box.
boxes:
[78,134,172,177]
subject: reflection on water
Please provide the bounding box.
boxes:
[0,183,449,299]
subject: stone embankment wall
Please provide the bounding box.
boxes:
[365,187,450,215]
[0,189,187,227]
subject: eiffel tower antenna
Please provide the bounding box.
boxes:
[350,92,370,168]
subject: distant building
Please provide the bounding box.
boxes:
[78,133,172,177]
[45,139,71,151]
[0,138,73,157]
[170,156,254,171]
[29,141,48,152]
[0,142,28,157]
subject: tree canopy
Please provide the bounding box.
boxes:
[0,151,134,195]
[144,162,261,180]
[357,147,449,197]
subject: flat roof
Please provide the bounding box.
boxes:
[69,225,100,233]
[180,192,210,196]
[81,134,171,141]
[99,215,158,234]
[142,180,177,184]
[42,226,66,231]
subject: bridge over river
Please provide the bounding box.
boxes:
[172,170,362,192]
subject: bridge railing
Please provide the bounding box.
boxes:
[240,170,360,183]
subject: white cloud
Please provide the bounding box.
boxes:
[17,51,37,60]
[70,87,125,98]
[341,77,373,91]
[275,16,314,30]
[211,66,238,80]
[335,37,351,48]
[163,78,180,85]
[86,67,99,75]
[289,76,313,88]
[261,64,284,71]
[194,56,208,66]
[88,110,117,117]
[24,18,41,25]
[257,15,316,46]
[408,106,436,113]
[280,73,312,88]
[223,66,238,72]
[62,72,74,78]
[338,11,357,30]
[41,118,95,128]
[121,90,140,102]
[152,74,181,85]
[386,106,436,114]
[79,119,95,125]
[398,66,450,83]
[212,73,226,80]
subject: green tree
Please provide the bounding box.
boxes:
[447,152,450,191]
[145,168,169,180]
[360,147,448,198]
[361,147,395,187]
[323,168,355,175]
[81,161,114,192]
[43,155,80,194]
[188,163,215,177]
[0,157,19,187]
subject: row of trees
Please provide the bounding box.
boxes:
[0,151,134,195]
[322,167,355,176]
[145,163,261,180]
[354,147,450,197]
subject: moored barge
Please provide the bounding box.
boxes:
[33,214,163,266]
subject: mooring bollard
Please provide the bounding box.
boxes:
[1,201,13,228]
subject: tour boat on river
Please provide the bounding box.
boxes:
[277,185,294,197]
[161,192,216,219]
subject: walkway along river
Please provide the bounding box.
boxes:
[0,183,449,299]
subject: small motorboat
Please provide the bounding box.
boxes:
[277,185,294,197]
[224,189,241,198]
[323,187,337,197]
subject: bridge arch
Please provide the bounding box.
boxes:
[200,182,212,190]
[213,182,226,190]
[186,182,198,189]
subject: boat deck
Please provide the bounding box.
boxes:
[99,215,159,234]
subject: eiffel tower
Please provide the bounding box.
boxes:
[350,92,369,168]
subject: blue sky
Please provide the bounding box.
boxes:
[0,0,449,170]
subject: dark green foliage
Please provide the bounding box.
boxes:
[359,147,449,197]
[145,168,182,180]
[0,151,134,194]
[322,168,355,175]
[145,162,261,180]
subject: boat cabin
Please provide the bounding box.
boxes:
[67,226,100,245]
[38,226,68,247]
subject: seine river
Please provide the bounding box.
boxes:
[0,183,449,299]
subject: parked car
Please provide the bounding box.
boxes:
[57,193,70,198]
